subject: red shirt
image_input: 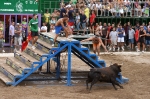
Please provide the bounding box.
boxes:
[107,26,112,33]
[135,30,139,41]
[90,13,96,23]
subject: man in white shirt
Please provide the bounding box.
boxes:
[109,27,118,51]
[40,22,47,33]
[128,26,135,50]
[96,2,102,16]
[9,22,15,47]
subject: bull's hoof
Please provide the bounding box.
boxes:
[120,86,124,89]
[88,90,91,93]
[115,88,118,90]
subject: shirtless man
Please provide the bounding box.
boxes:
[52,15,73,47]
[81,34,108,56]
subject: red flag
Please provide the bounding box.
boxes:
[21,41,28,52]
[21,32,32,52]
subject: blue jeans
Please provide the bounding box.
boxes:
[81,23,86,29]
[146,40,150,45]
[76,22,80,31]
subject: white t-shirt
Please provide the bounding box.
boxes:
[9,25,15,36]
[109,31,118,40]
[88,4,95,9]
[41,26,47,32]
[76,15,80,23]
[99,25,102,30]
[50,20,56,24]
[96,4,102,9]
[128,29,135,39]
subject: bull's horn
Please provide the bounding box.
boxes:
[110,62,112,65]
[119,63,123,65]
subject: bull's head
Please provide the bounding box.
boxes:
[110,63,122,72]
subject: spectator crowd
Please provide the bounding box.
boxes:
[0,0,150,53]
[41,0,150,52]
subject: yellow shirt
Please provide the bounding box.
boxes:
[84,8,90,18]
[44,13,50,23]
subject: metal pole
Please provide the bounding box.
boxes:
[67,42,72,86]
[47,60,50,73]
[56,54,61,79]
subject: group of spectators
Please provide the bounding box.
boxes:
[95,21,150,52]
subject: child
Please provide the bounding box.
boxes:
[109,27,118,51]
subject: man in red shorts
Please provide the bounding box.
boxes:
[67,5,75,32]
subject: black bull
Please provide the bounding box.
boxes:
[86,63,124,91]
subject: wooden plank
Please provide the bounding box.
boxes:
[16,51,38,62]
[7,57,30,69]
[37,39,52,49]
[0,72,12,84]
[41,32,77,42]
[72,35,94,39]
[27,46,46,56]
[0,63,21,76]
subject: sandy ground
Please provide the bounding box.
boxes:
[0,52,150,99]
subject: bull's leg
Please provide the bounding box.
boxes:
[89,78,98,92]
[111,78,118,90]
[112,83,118,90]
[86,79,89,89]
[114,81,124,89]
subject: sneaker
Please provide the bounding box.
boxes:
[142,50,144,53]
[69,35,74,38]
[109,47,112,51]
[14,48,17,52]
[52,44,54,47]
[32,46,36,50]
[39,72,44,75]
[137,49,140,52]
[118,47,120,51]
[67,37,72,41]
[122,46,124,51]
[2,50,5,53]
[113,47,115,52]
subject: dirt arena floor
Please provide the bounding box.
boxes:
[0,52,150,99]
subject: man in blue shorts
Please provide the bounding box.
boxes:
[52,15,73,47]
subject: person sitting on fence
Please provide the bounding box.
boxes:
[81,33,108,56]
[40,22,47,33]
[52,15,73,47]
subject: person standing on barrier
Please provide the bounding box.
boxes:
[28,14,39,50]
[137,26,146,52]
[81,34,108,56]
[52,15,73,47]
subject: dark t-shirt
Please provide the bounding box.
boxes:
[68,10,74,22]
[102,26,108,36]
[146,31,150,40]
[60,8,66,18]
[15,26,21,37]
[80,14,86,23]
